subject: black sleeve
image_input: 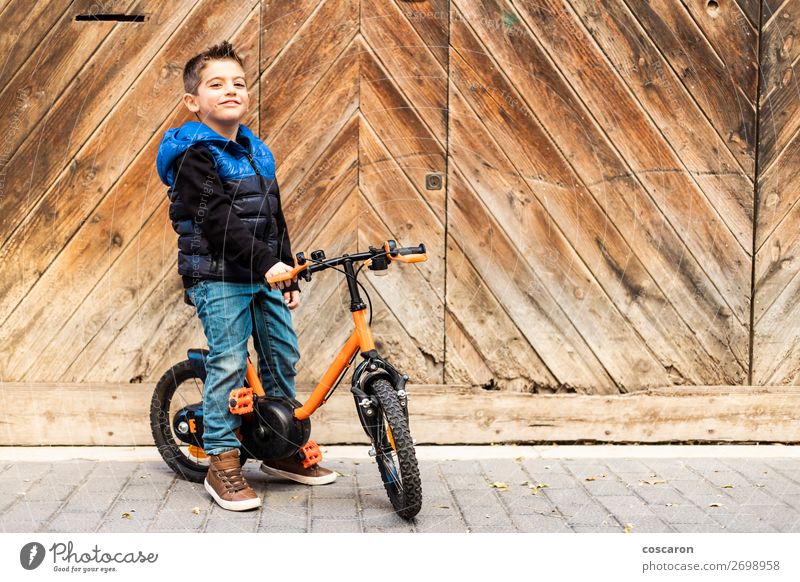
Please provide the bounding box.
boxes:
[273,179,299,277]
[173,145,281,277]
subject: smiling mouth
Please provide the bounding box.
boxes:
[220,100,240,105]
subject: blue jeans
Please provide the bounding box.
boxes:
[187,280,300,455]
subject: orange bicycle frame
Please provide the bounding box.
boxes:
[241,308,373,421]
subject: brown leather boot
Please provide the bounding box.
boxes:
[204,449,261,511]
[260,456,337,485]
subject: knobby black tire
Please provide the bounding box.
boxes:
[371,378,422,519]
[150,359,247,483]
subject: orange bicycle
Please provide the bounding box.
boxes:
[150,240,426,519]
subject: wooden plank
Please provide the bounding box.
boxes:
[0,0,73,87]
[356,190,445,380]
[502,0,751,322]
[67,9,262,383]
[445,237,558,391]
[259,0,358,143]
[736,0,762,27]
[449,31,745,384]
[293,195,358,385]
[447,165,619,392]
[0,3,260,382]
[0,0,132,180]
[764,0,791,21]
[621,0,757,173]
[391,0,449,69]
[361,0,448,144]
[444,310,496,388]
[568,0,755,240]
[5,383,800,445]
[449,1,747,379]
[753,134,800,323]
[682,0,759,99]
[752,265,800,384]
[449,92,673,391]
[755,0,797,100]
[362,276,444,384]
[260,0,321,69]
[359,42,446,222]
[754,129,800,251]
[0,2,200,322]
[282,115,359,250]
[0,0,134,245]
[82,260,190,383]
[758,54,800,171]
[268,39,359,196]
[358,116,444,297]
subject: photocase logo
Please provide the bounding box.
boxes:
[20,542,46,570]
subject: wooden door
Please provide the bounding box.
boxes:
[752,0,800,384]
[444,0,759,393]
[261,0,448,386]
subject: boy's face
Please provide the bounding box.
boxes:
[183,59,250,130]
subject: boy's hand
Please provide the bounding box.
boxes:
[284,289,300,310]
[265,261,297,290]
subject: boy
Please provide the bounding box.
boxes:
[156,41,335,512]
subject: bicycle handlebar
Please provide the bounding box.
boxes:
[266,240,427,284]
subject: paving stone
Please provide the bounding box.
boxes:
[311,482,356,499]
[642,460,698,480]
[438,460,481,475]
[629,484,689,506]
[415,514,469,533]
[23,484,76,501]
[671,523,725,532]
[204,521,257,533]
[109,499,164,519]
[620,517,673,533]
[564,462,613,477]
[440,472,487,490]
[149,506,206,531]
[501,492,556,515]
[580,477,634,496]
[310,518,361,533]
[364,524,416,533]
[602,459,652,473]
[461,505,511,528]
[310,497,358,518]
[62,489,119,512]
[452,488,506,513]
[649,504,719,524]
[557,501,617,526]
[46,511,105,532]
[511,513,572,532]
[361,507,409,527]
[1,501,62,530]
[722,487,784,506]
[571,525,623,533]
[542,488,593,507]
[522,472,581,490]
[257,524,306,533]
[597,495,659,520]
[468,526,518,533]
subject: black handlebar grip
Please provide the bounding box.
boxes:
[399,243,426,255]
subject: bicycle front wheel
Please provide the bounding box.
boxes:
[371,378,422,519]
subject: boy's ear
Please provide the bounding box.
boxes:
[183,93,200,112]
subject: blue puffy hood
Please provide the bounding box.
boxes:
[156,121,262,188]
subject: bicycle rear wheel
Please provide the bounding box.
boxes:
[370,378,422,519]
[150,359,248,482]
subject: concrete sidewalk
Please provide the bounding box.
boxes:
[2,446,800,533]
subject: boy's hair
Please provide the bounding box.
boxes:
[183,40,245,94]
